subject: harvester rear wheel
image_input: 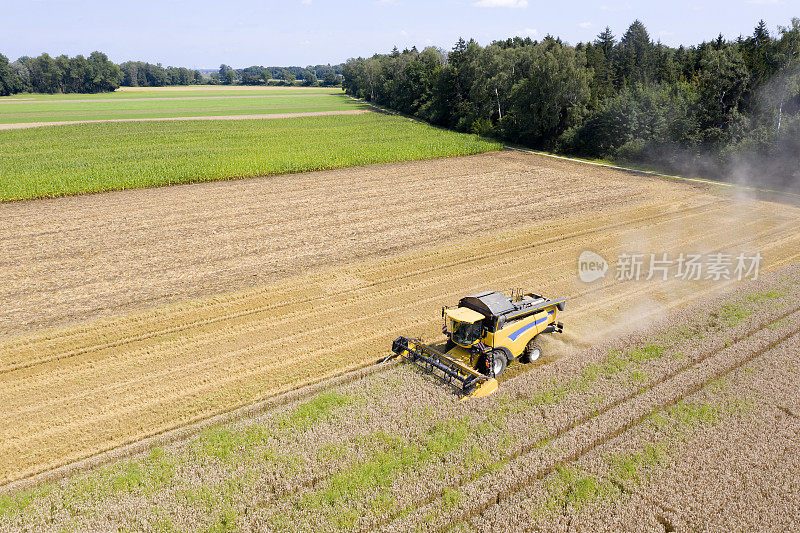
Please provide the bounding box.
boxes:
[479,350,507,377]
[521,340,543,363]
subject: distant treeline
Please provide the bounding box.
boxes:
[215,64,343,86]
[0,53,344,95]
[342,19,800,189]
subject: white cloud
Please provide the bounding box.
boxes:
[400,29,408,36]
[473,0,528,8]
[300,0,312,4]
[747,0,779,4]
[517,27,539,38]
[374,0,400,4]
[578,22,592,29]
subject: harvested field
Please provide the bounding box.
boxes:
[2,150,800,489]
[3,264,799,530]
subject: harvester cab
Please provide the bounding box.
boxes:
[445,307,485,348]
[389,289,565,399]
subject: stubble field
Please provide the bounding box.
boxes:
[2,149,800,496]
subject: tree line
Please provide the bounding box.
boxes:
[0,52,344,95]
[214,64,342,86]
[0,52,122,94]
[342,19,800,189]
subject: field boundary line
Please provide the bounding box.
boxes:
[0,359,398,494]
[0,109,370,130]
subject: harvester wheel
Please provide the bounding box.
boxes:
[521,340,543,363]
[479,350,507,377]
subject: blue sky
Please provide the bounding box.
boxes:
[2,1,797,68]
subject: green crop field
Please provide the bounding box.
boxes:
[0,89,362,124]
[0,86,337,101]
[0,113,501,201]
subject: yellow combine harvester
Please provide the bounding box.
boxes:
[390,289,565,398]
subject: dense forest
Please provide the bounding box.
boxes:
[342,19,800,189]
[0,53,343,94]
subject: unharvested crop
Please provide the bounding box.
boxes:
[0,86,336,101]
[0,112,500,200]
[0,93,363,125]
[475,334,800,531]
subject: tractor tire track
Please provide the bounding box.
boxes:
[3,206,775,413]
[0,199,721,374]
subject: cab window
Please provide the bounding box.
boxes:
[451,320,482,346]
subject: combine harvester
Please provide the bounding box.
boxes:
[390,289,565,398]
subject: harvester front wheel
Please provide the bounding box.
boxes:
[479,350,507,377]
[521,340,543,363]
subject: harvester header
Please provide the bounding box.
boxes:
[390,289,565,398]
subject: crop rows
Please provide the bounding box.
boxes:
[0,94,364,125]
[5,189,797,486]
[0,86,337,101]
[3,180,800,489]
[473,323,800,530]
[2,263,799,531]
[1,197,717,370]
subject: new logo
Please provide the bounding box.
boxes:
[578,250,608,283]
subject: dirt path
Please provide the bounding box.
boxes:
[0,109,369,129]
[1,150,800,485]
